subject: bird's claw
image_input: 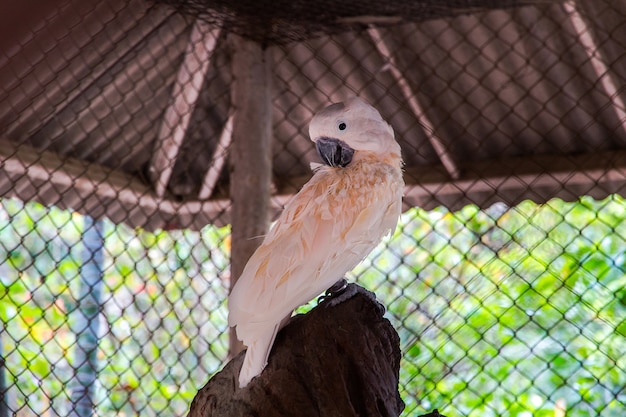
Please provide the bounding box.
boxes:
[317,280,385,314]
[317,278,349,304]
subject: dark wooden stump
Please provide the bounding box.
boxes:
[188,284,405,417]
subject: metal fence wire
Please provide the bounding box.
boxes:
[1,0,626,416]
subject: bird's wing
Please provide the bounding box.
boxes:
[228,166,400,338]
[228,172,335,330]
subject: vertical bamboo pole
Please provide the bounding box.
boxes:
[228,34,273,357]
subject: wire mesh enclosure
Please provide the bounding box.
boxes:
[1,0,626,416]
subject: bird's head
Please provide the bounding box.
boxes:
[309,97,400,168]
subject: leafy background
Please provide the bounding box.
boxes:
[1,195,626,416]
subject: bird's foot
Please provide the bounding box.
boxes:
[317,278,348,304]
[317,279,385,314]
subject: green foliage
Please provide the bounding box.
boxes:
[354,197,626,416]
[0,198,230,416]
[2,195,626,416]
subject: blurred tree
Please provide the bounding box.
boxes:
[69,216,105,417]
[1,196,624,416]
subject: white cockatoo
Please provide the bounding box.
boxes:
[228,96,404,388]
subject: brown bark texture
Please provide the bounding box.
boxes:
[187,284,405,417]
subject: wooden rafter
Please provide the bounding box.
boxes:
[402,153,626,210]
[0,137,228,223]
[275,151,626,211]
[3,136,626,229]
[198,114,234,200]
[368,27,461,179]
[149,20,221,197]
[563,1,626,135]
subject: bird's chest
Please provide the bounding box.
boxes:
[323,163,401,214]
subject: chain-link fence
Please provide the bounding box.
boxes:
[2,0,626,416]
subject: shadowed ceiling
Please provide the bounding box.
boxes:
[1,0,625,230]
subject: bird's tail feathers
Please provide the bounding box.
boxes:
[238,323,279,388]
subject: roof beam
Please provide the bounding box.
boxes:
[1,137,162,212]
[149,20,221,197]
[198,114,234,200]
[277,151,626,212]
[0,136,235,228]
[563,1,626,138]
[4,138,626,230]
[402,152,626,211]
[368,27,460,179]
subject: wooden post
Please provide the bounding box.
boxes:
[228,34,273,357]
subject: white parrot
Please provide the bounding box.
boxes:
[228,96,404,388]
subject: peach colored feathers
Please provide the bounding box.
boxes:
[228,97,404,388]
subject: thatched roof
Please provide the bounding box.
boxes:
[1,0,625,230]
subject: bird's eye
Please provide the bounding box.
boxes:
[338,122,347,131]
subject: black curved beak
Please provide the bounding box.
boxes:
[315,137,354,168]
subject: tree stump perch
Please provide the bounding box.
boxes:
[188,284,405,417]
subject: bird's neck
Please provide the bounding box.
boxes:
[350,150,403,169]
